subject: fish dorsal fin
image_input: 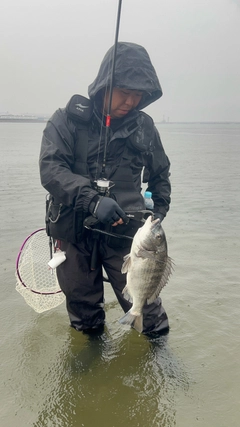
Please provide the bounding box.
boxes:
[147,257,174,304]
[121,254,131,274]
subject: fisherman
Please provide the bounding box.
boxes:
[39,42,171,336]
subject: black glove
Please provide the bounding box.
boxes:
[153,212,164,222]
[89,196,128,225]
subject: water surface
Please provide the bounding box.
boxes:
[0,122,239,426]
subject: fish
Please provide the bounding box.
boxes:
[119,215,173,333]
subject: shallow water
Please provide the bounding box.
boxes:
[0,122,239,426]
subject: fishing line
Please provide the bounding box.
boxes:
[93,0,123,184]
[93,83,111,183]
[101,0,122,178]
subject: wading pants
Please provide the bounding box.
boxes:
[56,235,169,335]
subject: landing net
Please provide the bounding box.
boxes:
[15,228,65,313]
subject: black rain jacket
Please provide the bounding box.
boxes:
[39,42,171,243]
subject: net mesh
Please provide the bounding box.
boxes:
[15,229,65,313]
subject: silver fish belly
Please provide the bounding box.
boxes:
[119,215,173,333]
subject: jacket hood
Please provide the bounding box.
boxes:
[88,42,163,110]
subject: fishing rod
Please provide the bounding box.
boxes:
[101,0,122,178]
[89,0,123,272]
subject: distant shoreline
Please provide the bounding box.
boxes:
[155,121,240,125]
[0,118,239,125]
[0,118,48,123]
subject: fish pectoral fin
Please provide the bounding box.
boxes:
[137,248,156,259]
[121,254,131,274]
[147,257,174,304]
[122,285,132,302]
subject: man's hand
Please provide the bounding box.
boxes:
[153,212,164,222]
[89,196,128,226]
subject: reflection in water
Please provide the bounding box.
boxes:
[16,310,189,427]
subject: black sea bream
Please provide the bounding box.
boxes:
[119,215,173,333]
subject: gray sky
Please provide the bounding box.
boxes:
[1,0,240,122]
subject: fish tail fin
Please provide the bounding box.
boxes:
[119,311,143,334]
[133,315,143,334]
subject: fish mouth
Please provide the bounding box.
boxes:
[150,215,160,224]
[149,215,161,229]
[144,214,161,231]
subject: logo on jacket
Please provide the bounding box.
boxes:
[75,103,89,113]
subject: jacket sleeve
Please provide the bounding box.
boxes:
[39,109,98,212]
[143,125,171,218]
